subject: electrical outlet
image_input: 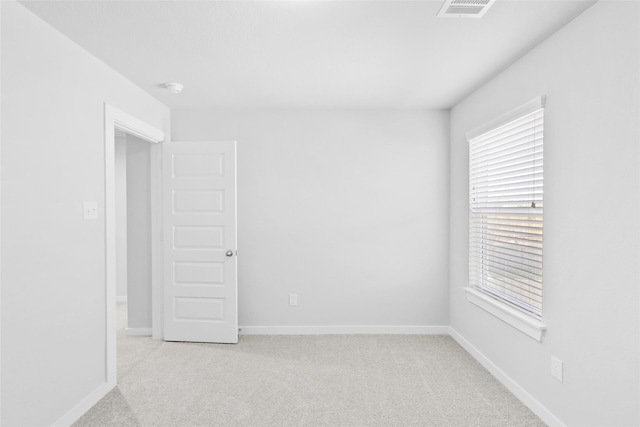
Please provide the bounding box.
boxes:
[551,356,563,382]
[289,294,298,307]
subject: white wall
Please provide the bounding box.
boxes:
[115,133,153,328]
[172,109,450,329]
[115,134,128,300]
[0,2,170,425]
[0,3,3,423]
[126,134,152,330]
[449,2,639,426]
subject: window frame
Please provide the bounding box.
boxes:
[465,96,547,342]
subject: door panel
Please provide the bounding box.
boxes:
[162,141,237,343]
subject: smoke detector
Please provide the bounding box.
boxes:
[437,0,497,18]
[163,82,184,94]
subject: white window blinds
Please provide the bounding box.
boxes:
[468,98,544,319]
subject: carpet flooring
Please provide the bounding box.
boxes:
[74,304,545,427]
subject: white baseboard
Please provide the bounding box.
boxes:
[116,296,127,303]
[125,327,152,336]
[448,327,566,427]
[52,381,114,427]
[239,325,449,335]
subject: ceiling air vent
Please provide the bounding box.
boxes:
[437,0,497,18]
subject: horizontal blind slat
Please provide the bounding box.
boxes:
[476,276,543,305]
[471,130,543,157]
[470,136,543,166]
[469,255,543,283]
[472,171,543,189]
[470,270,543,302]
[470,229,544,246]
[472,222,542,232]
[470,234,544,250]
[473,171,544,188]
[470,154,543,177]
[470,229,543,245]
[470,243,542,261]
[469,266,543,299]
[470,248,543,270]
[470,111,544,147]
[476,282,543,316]
[469,273,543,310]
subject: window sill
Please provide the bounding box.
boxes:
[465,287,547,342]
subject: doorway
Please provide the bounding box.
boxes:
[115,131,153,335]
[104,103,165,388]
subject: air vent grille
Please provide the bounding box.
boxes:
[452,0,490,5]
[437,0,496,18]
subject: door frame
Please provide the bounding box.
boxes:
[104,103,165,387]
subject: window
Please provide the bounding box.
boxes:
[467,97,545,324]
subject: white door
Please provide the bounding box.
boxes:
[162,141,237,343]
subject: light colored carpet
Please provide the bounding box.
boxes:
[74,304,545,426]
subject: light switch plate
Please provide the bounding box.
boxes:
[83,201,98,220]
[289,294,298,307]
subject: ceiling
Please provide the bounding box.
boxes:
[20,0,596,110]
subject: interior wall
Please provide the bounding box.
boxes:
[172,109,450,329]
[126,134,152,330]
[0,3,3,423]
[448,2,639,426]
[0,2,170,425]
[115,134,128,300]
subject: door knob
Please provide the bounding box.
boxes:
[225,250,234,257]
